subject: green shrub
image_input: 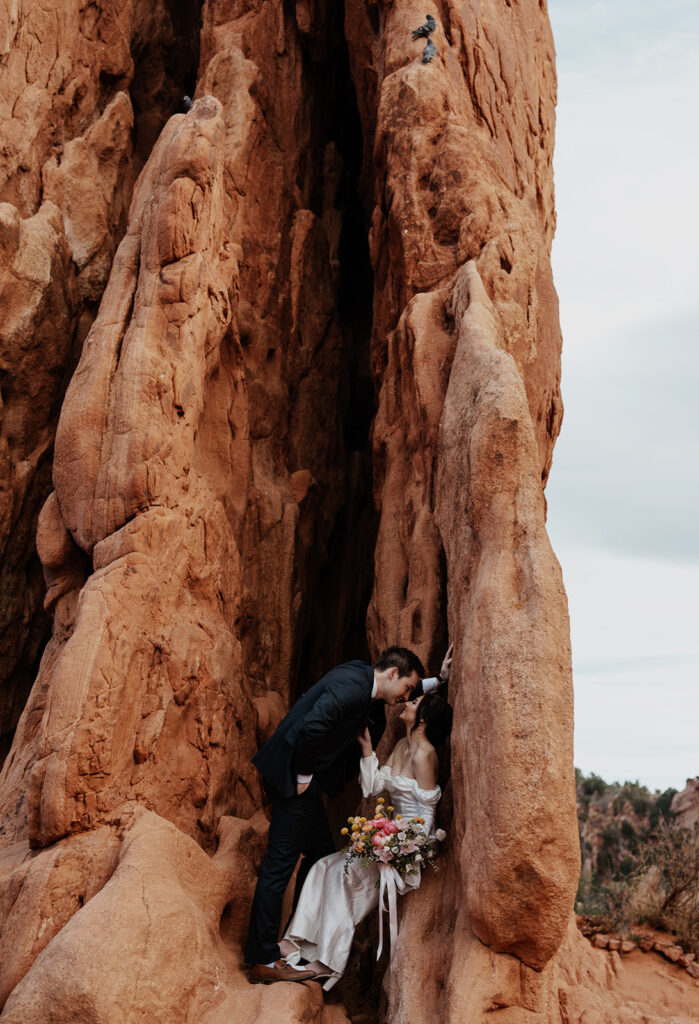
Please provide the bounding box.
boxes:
[597,849,613,876]
[601,824,620,847]
[603,820,699,954]
[575,773,694,948]
[576,872,608,917]
[649,788,678,830]
[612,781,651,818]
[618,856,635,878]
[621,820,636,840]
[642,819,698,954]
[581,772,608,797]
[602,879,634,932]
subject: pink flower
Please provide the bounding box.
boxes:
[373,817,389,829]
[382,821,399,834]
[435,828,447,842]
[371,832,387,848]
[378,848,394,863]
[399,840,418,855]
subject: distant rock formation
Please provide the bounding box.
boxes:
[672,779,699,830]
[0,2,689,1023]
[576,772,679,888]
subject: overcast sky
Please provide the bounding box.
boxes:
[546,0,698,792]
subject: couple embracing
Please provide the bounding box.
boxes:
[245,644,454,988]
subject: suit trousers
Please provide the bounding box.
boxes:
[244,779,335,965]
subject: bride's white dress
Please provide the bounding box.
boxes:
[283,752,441,989]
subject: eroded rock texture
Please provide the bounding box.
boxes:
[0,0,201,761]
[0,2,681,1023]
[344,5,577,982]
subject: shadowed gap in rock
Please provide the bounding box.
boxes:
[292,1,378,703]
[128,0,204,165]
[285,7,391,1022]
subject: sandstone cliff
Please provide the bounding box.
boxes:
[0,2,693,1023]
[0,0,201,762]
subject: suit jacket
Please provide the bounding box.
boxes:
[253,661,386,799]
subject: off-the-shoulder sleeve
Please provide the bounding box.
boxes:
[359,752,391,797]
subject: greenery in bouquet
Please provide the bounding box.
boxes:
[341,796,446,877]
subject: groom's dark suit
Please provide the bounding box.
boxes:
[245,660,420,965]
[252,661,384,799]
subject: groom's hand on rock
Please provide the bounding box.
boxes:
[439,642,454,684]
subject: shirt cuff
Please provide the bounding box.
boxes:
[422,676,439,693]
[296,773,313,785]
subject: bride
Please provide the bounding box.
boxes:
[278,691,453,989]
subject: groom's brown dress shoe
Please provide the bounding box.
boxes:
[250,960,315,984]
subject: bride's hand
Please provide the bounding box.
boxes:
[439,642,454,683]
[358,726,373,757]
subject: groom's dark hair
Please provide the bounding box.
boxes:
[373,646,426,679]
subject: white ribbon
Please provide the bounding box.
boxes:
[376,864,402,963]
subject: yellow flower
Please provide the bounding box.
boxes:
[387,806,394,812]
[347,817,354,824]
[360,817,367,823]
[396,814,402,820]
[377,797,385,804]
[341,827,349,835]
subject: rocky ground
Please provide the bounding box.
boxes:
[603,940,698,1022]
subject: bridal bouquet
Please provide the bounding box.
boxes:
[341,797,446,877]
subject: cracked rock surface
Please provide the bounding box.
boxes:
[1,3,692,1023]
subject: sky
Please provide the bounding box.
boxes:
[545,0,699,792]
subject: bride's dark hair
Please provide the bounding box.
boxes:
[412,693,453,748]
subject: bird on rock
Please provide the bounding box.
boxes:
[412,14,436,40]
[422,37,437,63]
[183,95,193,111]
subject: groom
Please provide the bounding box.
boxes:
[245,645,445,983]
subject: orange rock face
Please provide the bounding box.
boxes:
[0,0,202,760]
[347,0,577,976]
[436,264,577,968]
[2,2,691,1024]
[0,199,78,761]
[4,97,261,854]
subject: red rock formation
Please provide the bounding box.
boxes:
[0,65,353,1015]
[1,2,691,1023]
[344,0,577,979]
[0,0,202,761]
[0,200,78,761]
